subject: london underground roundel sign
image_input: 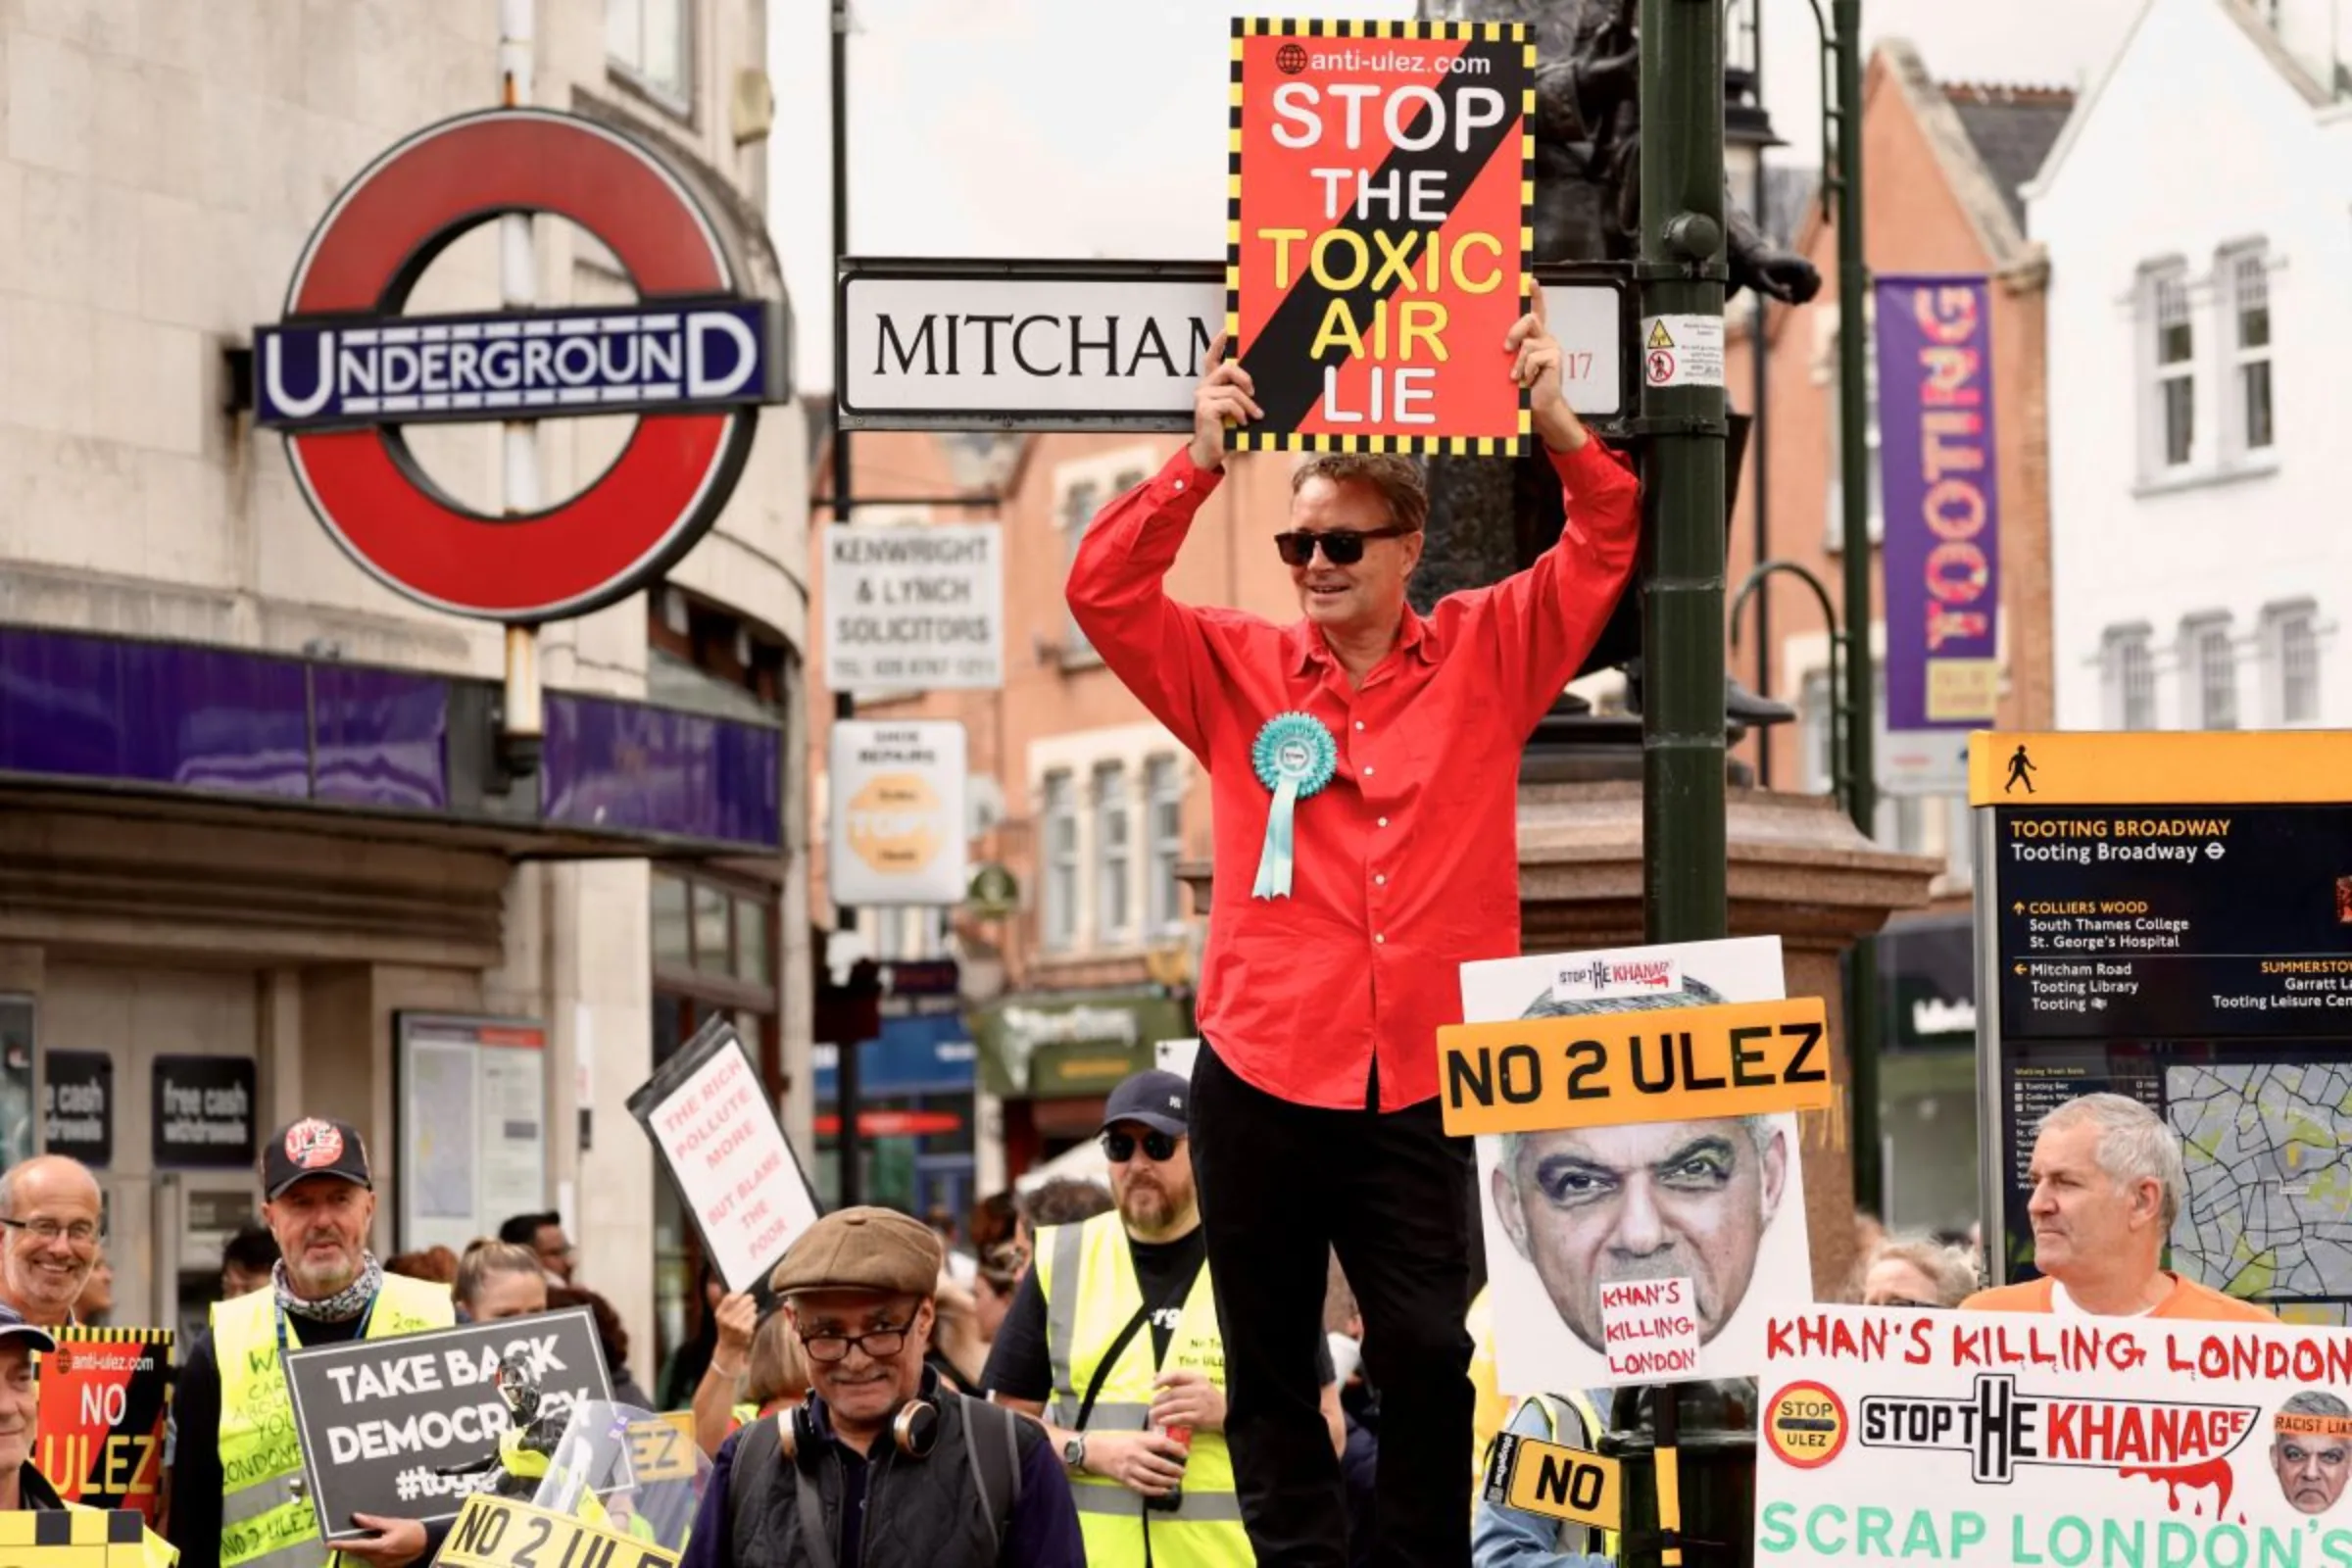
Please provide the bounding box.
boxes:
[253,109,782,623]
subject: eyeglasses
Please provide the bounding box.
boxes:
[0,1218,101,1249]
[1101,1129,1181,1164]
[1871,1297,1939,1310]
[1274,526,1416,567]
[799,1321,913,1364]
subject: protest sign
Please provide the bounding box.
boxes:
[280,1307,611,1538]
[1482,1427,1623,1533]
[1759,1305,2352,1564]
[33,1327,172,1524]
[823,523,1004,693]
[1228,17,1533,452]
[438,1494,678,1568]
[626,1015,821,1295]
[0,1509,152,1566]
[1460,937,1815,1392]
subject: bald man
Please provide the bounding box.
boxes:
[0,1156,104,1327]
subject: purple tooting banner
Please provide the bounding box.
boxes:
[1875,275,2001,733]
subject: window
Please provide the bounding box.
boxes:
[2223,246,2275,461]
[1095,763,1132,943]
[2144,266,2195,474]
[2183,616,2237,730]
[2101,625,2157,729]
[1060,482,1102,662]
[1042,772,1078,951]
[2263,601,2321,725]
[608,0,692,112]
[1146,756,1185,932]
[1824,322,1883,550]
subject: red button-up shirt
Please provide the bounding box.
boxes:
[1067,440,1641,1111]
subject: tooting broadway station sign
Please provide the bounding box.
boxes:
[253,109,783,621]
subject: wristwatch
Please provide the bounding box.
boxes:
[1062,1434,1088,1473]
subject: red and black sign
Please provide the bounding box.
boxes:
[253,109,781,623]
[35,1327,172,1526]
[1227,18,1532,454]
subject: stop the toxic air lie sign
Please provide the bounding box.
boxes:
[1227,17,1533,454]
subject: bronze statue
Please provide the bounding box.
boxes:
[1414,0,1819,733]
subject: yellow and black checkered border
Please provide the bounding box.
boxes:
[0,1507,149,1554]
[1230,430,1527,457]
[53,1326,173,1348]
[1226,16,1539,452]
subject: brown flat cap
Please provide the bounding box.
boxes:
[769,1207,943,1299]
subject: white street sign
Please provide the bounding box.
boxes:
[823,522,1004,693]
[838,260,1630,428]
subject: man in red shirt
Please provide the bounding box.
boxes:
[1065,299,1640,1567]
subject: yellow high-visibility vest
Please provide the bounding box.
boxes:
[1035,1214,1250,1568]
[214,1275,455,1568]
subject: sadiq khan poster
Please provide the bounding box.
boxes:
[1445,937,1822,1392]
[1759,1305,2352,1565]
[1228,17,1533,452]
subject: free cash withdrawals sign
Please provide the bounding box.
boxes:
[34,1328,172,1525]
[1228,18,1533,453]
[281,1308,612,1538]
[1758,1306,2352,1565]
[823,523,1004,693]
[626,1016,821,1295]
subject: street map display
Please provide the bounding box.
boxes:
[1973,733,2352,1320]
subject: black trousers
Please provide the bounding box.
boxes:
[1191,1042,1474,1568]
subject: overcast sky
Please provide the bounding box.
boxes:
[767,0,2148,391]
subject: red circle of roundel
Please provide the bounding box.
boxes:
[279,109,755,623]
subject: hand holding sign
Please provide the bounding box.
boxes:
[1508,287,1590,454]
[1191,333,1262,470]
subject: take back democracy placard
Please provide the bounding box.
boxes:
[1760,1306,2352,1565]
[281,1308,612,1538]
[1228,17,1533,453]
[34,1328,172,1525]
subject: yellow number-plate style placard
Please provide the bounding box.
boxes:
[1438,998,1835,1135]
[1483,1431,1623,1529]
[437,1494,679,1568]
[625,1414,698,1482]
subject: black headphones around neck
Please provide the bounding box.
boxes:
[778,1393,941,1471]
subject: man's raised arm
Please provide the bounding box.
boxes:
[1063,338,1264,760]
[1468,296,1643,729]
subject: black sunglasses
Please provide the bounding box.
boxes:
[1274,526,1416,567]
[1101,1129,1181,1163]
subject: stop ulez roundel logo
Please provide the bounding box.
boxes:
[847,774,945,874]
[1766,1380,1849,1469]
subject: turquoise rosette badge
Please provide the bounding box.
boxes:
[1250,712,1338,900]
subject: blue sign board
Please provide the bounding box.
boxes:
[815,1011,975,1100]
[255,300,778,431]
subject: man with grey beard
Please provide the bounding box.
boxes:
[166,1117,456,1568]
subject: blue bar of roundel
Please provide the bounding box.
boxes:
[1872,274,2003,733]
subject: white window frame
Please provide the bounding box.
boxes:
[606,0,694,117]
[1093,762,1133,946]
[2261,600,2321,726]
[1052,448,1157,669]
[2099,623,2157,730]
[2139,261,2197,480]
[2219,242,2276,466]
[2180,614,2238,731]
[1041,771,1079,952]
[1820,307,1884,553]
[1145,755,1186,935]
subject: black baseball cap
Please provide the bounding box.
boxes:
[0,1304,57,1355]
[1100,1070,1191,1139]
[263,1117,373,1200]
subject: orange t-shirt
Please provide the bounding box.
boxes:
[1962,1273,2278,1322]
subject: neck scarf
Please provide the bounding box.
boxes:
[275,1251,384,1322]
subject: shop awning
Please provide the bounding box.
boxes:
[968,989,1192,1098]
